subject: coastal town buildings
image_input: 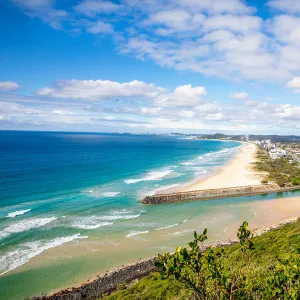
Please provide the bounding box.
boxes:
[256,140,300,163]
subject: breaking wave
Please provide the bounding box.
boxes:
[0,217,57,240]
[102,192,120,197]
[0,233,88,275]
[156,223,179,231]
[126,231,149,238]
[7,209,31,218]
[124,170,173,184]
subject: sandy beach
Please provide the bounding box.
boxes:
[182,143,265,192]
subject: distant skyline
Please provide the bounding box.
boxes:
[0,0,300,134]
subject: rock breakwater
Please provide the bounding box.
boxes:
[141,184,300,204]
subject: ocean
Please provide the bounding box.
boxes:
[0,131,299,300]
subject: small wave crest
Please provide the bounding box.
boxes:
[73,222,113,230]
[181,162,193,166]
[126,231,149,238]
[197,147,237,161]
[124,170,173,184]
[7,209,31,218]
[0,217,57,240]
[70,212,141,229]
[99,214,140,221]
[173,229,194,236]
[156,223,178,231]
[102,192,120,197]
[0,233,88,275]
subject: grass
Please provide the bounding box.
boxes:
[102,219,300,300]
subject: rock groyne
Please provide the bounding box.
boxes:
[141,184,300,204]
[31,258,156,300]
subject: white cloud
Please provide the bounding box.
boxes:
[0,81,21,91]
[268,0,300,14]
[140,107,163,115]
[180,0,254,15]
[11,0,68,29]
[205,113,227,121]
[86,20,114,34]
[203,15,262,33]
[178,110,196,118]
[155,84,207,107]
[245,100,268,109]
[74,0,121,17]
[52,110,77,115]
[36,79,165,100]
[229,92,248,100]
[276,104,300,120]
[269,15,300,46]
[13,0,300,82]
[286,76,300,93]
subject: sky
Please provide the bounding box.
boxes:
[0,0,300,135]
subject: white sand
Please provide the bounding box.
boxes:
[182,143,265,191]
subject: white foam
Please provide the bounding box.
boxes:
[0,233,88,275]
[99,214,140,221]
[173,229,194,236]
[124,170,173,184]
[197,147,236,161]
[73,222,113,230]
[156,223,178,231]
[102,192,120,197]
[7,209,31,218]
[0,217,57,240]
[126,231,149,238]
[182,219,188,223]
[124,179,141,184]
[181,162,193,166]
[71,216,116,229]
[147,184,179,196]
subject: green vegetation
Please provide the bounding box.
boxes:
[103,219,300,300]
[254,148,300,187]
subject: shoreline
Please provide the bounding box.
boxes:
[33,215,300,300]
[181,142,264,192]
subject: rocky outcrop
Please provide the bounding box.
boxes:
[30,258,156,300]
[141,184,300,204]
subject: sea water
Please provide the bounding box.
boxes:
[0,131,299,299]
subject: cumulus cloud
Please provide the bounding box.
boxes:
[286,76,300,93]
[155,84,207,107]
[276,104,300,120]
[268,0,300,14]
[229,92,249,100]
[36,79,165,100]
[0,81,21,91]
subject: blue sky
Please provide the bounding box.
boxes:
[0,0,300,134]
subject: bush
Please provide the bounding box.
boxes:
[155,222,300,300]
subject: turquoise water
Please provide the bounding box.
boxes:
[1,131,299,299]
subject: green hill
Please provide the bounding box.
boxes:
[103,219,300,300]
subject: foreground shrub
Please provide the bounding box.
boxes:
[155,222,300,300]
